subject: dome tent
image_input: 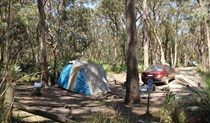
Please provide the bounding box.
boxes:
[57,60,110,95]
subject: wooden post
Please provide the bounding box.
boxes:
[32,82,42,96]
[146,86,150,114]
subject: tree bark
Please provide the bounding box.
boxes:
[13,102,74,123]
[173,40,177,67]
[197,0,208,67]
[206,23,210,68]
[200,22,205,65]
[5,0,11,68]
[3,83,15,123]
[38,0,49,86]
[146,17,166,64]
[125,0,140,104]
[143,0,149,70]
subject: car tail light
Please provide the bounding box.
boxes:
[156,74,161,78]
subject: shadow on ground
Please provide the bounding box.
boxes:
[14,79,165,123]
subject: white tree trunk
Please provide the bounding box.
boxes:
[143,0,149,69]
[146,17,166,64]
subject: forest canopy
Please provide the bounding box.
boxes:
[0,0,209,72]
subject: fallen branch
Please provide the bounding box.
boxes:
[13,102,74,123]
[3,82,15,122]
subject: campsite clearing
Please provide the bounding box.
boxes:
[13,67,202,122]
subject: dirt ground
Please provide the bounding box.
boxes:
[13,67,202,123]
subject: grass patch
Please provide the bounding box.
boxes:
[88,110,129,123]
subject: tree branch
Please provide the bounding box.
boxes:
[13,102,74,123]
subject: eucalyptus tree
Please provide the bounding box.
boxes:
[125,0,140,104]
[0,1,39,122]
[37,0,49,86]
[0,1,38,66]
[94,0,126,64]
[0,0,12,68]
[142,0,150,69]
[158,0,185,66]
[36,0,97,84]
[49,0,96,60]
[196,0,210,68]
[44,0,72,84]
[66,5,94,58]
[136,0,166,64]
[136,0,198,67]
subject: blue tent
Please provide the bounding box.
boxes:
[57,60,110,95]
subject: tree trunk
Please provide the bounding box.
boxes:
[5,0,11,69]
[197,0,208,67]
[200,23,205,65]
[173,40,177,67]
[146,17,166,64]
[13,102,74,123]
[3,83,15,123]
[206,23,210,68]
[38,0,49,86]
[124,0,140,104]
[143,0,149,70]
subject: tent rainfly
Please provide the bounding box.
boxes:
[57,60,111,95]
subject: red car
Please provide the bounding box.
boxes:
[141,64,176,85]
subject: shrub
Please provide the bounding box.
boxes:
[185,70,210,122]
[159,69,210,123]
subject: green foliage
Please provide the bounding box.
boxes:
[90,112,109,123]
[159,87,174,123]
[159,104,186,123]
[0,104,7,123]
[86,58,126,73]
[171,107,186,123]
[162,87,175,105]
[0,21,7,30]
[86,59,144,74]
[159,86,186,123]
[48,59,67,73]
[7,64,22,75]
[19,62,39,74]
[185,70,210,122]
[111,64,126,73]
[102,64,112,73]
[138,64,144,73]
[85,59,127,74]
[17,73,39,82]
[159,107,173,123]
[160,69,210,123]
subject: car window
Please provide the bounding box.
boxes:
[145,65,163,72]
[166,65,174,71]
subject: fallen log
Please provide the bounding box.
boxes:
[3,82,15,122]
[13,102,74,123]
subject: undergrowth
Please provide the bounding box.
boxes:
[159,86,180,123]
[89,110,129,123]
[85,58,145,74]
[159,68,210,123]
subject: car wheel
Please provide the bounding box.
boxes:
[164,77,169,85]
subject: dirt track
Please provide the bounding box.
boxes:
[13,67,202,122]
